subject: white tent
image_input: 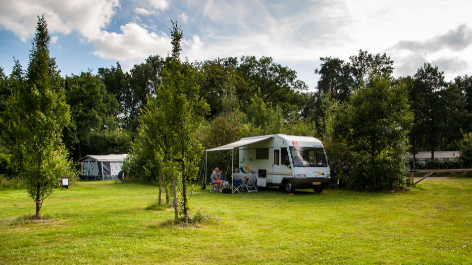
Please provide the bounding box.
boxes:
[79,154,127,181]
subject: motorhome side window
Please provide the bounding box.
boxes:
[281,147,288,165]
[256,148,269,160]
[289,146,328,167]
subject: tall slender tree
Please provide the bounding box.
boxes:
[127,21,209,221]
[0,15,75,217]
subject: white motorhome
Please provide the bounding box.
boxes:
[206,134,331,193]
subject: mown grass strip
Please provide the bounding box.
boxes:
[0,177,471,264]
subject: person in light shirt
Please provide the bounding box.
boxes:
[211,167,224,192]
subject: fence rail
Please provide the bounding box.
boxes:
[409,169,472,186]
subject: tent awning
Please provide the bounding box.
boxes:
[79,154,128,162]
[206,135,274,152]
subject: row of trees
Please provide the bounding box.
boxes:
[311,53,472,190]
[314,55,472,158]
[2,16,472,218]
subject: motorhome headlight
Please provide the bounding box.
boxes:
[325,173,330,178]
[294,174,306,178]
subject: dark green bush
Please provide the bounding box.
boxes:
[341,153,407,191]
[412,159,461,170]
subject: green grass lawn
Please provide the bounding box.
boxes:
[1,177,471,264]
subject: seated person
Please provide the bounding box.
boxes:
[233,168,246,181]
[293,156,306,167]
[211,167,224,192]
[242,169,253,183]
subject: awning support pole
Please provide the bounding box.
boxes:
[205,151,208,186]
[231,148,234,193]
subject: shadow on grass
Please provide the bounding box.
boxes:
[449,174,472,179]
[10,213,53,226]
[147,209,217,228]
[145,202,172,211]
[9,212,79,226]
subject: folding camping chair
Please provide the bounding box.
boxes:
[232,173,242,194]
[245,173,258,193]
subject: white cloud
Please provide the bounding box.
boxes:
[93,22,207,70]
[197,0,349,63]
[387,23,472,79]
[179,13,188,23]
[148,0,168,11]
[3,0,472,87]
[134,8,153,16]
[92,23,173,67]
[183,35,204,61]
[392,24,472,55]
[0,0,200,73]
[188,0,472,87]
[0,0,119,41]
[432,56,470,75]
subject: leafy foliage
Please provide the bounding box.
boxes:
[63,72,120,160]
[127,21,209,221]
[329,75,413,190]
[414,159,461,170]
[314,57,354,103]
[459,132,472,168]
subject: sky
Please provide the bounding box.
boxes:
[1,0,472,91]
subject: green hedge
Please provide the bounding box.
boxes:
[412,159,461,170]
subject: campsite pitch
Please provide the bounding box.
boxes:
[0,178,471,264]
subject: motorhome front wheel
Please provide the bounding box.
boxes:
[285,181,295,193]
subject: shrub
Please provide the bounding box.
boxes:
[0,175,26,190]
[413,159,461,170]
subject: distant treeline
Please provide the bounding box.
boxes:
[1,34,472,190]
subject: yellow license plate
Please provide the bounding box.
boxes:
[313,182,321,185]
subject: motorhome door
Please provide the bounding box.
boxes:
[271,148,280,184]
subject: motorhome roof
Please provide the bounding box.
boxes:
[274,134,323,147]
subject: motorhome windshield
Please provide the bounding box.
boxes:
[289,146,328,167]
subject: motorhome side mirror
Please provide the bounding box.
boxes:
[284,156,290,166]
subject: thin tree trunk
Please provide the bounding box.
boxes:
[158,173,162,206]
[165,185,170,206]
[372,150,377,191]
[78,142,81,161]
[181,148,188,218]
[35,184,41,218]
[172,165,178,223]
[411,134,416,169]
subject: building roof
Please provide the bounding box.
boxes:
[404,151,460,159]
[79,154,128,162]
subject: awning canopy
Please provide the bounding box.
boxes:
[206,135,274,152]
[79,154,128,162]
